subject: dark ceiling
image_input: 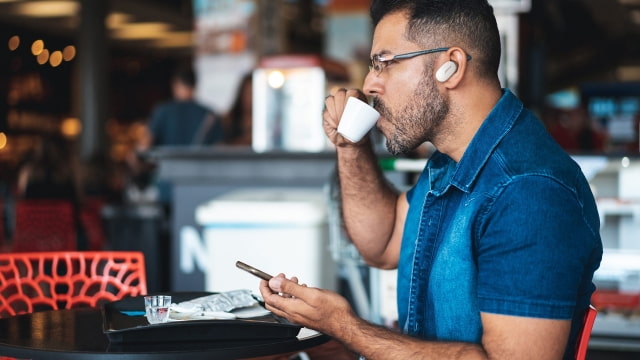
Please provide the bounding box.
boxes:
[526,0,640,90]
[1,0,639,100]
[0,0,193,56]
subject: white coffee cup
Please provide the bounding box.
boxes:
[337,97,380,143]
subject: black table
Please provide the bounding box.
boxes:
[0,295,329,359]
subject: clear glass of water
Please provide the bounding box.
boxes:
[144,295,172,324]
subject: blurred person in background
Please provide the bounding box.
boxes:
[131,65,225,205]
[223,72,253,146]
[148,65,225,147]
[545,105,607,153]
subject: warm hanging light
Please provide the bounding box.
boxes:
[105,12,133,29]
[61,117,82,138]
[62,45,76,61]
[49,50,63,67]
[110,22,172,40]
[8,35,20,51]
[31,39,44,55]
[13,1,79,17]
[37,49,50,65]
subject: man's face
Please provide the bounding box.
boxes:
[364,11,449,155]
[172,80,194,101]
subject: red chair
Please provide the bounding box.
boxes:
[575,305,597,360]
[591,289,639,311]
[0,251,147,317]
[11,200,77,252]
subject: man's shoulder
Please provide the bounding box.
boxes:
[150,101,179,119]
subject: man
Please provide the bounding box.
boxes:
[260,1,602,359]
[148,66,224,146]
[137,66,224,205]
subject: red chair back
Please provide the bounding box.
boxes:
[0,251,147,317]
[575,305,597,360]
[12,200,77,252]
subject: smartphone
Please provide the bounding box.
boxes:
[236,261,273,281]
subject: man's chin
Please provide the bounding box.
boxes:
[384,141,410,156]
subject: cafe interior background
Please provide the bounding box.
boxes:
[1,0,640,355]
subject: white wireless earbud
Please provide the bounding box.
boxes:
[435,61,458,82]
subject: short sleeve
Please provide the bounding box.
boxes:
[475,175,600,319]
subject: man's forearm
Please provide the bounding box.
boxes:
[336,142,399,266]
[338,316,487,360]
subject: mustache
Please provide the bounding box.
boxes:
[372,97,390,118]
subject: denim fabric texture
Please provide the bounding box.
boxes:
[397,89,603,359]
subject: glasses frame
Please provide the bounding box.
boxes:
[369,47,472,75]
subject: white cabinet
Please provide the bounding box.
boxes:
[574,156,640,348]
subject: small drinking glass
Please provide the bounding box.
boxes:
[144,295,172,324]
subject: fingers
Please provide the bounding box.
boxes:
[269,276,301,296]
[323,88,366,144]
[280,276,299,298]
[260,275,355,335]
[259,276,306,323]
[323,91,343,130]
[324,88,363,122]
[259,278,275,298]
[260,274,314,304]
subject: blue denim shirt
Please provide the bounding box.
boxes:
[398,90,602,358]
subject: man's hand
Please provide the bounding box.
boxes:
[323,88,369,147]
[259,274,572,360]
[259,274,356,338]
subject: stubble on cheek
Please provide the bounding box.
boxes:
[372,98,395,131]
[370,98,402,155]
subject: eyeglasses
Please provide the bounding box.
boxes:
[369,47,472,75]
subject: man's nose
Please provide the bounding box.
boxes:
[362,70,383,97]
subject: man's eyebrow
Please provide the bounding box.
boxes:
[371,50,392,59]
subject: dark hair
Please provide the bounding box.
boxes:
[226,72,253,141]
[172,66,197,88]
[370,0,501,79]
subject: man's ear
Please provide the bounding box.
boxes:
[438,47,469,87]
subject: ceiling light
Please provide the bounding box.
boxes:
[49,50,63,67]
[62,45,76,61]
[8,35,20,51]
[61,118,81,138]
[151,31,193,48]
[106,12,134,29]
[37,49,49,65]
[110,22,172,40]
[13,1,79,17]
[31,39,44,55]
[0,133,7,151]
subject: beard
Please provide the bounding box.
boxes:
[373,71,449,156]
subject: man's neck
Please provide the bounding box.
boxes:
[434,85,502,162]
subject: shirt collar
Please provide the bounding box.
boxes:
[447,89,523,192]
